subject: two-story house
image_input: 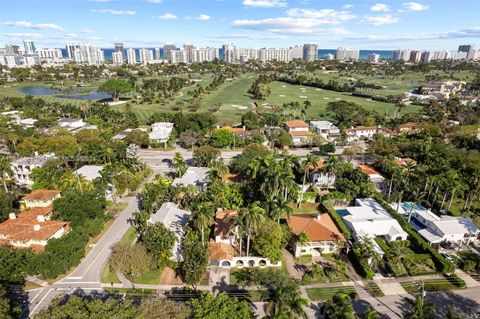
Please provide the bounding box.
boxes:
[11,153,55,185]
[22,189,61,209]
[284,120,312,146]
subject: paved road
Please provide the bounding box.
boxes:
[23,196,139,318]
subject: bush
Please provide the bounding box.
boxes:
[462,260,477,272]
[374,237,389,253]
[348,249,375,279]
[322,203,351,240]
[446,274,466,288]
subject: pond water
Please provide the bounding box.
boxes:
[18,86,111,101]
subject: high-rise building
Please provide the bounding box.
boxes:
[5,44,20,55]
[323,53,335,60]
[458,44,476,60]
[139,48,154,64]
[37,48,63,60]
[154,47,161,60]
[70,43,103,65]
[66,43,81,59]
[302,43,318,62]
[114,42,124,61]
[335,47,359,61]
[222,44,236,63]
[393,49,411,61]
[163,43,176,62]
[367,53,380,63]
[409,50,422,63]
[420,51,432,63]
[112,51,123,65]
[23,40,36,54]
[170,50,188,64]
[127,48,136,64]
[190,47,219,63]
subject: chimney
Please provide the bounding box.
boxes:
[36,215,45,223]
[33,224,41,231]
[9,213,16,220]
[316,213,321,221]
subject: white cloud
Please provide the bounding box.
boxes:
[3,32,45,39]
[403,2,430,11]
[342,4,354,9]
[242,0,287,8]
[90,9,136,15]
[233,17,350,35]
[64,33,78,38]
[80,29,95,33]
[89,0,113,2]
[204,34,288,40]
[3,21,65,31]
[158,13,177,20]
[371,3,389,12]
[146,0,163,3]
[194,14,211,20]
[345,27,480,42]
[286,8,356,23]
[362,14,399,26]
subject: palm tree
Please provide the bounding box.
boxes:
[360,307,380,319]
[0,155,13,193]
[238,203,265,257]
[298,155,319,208]
[267,195,293,222]
[354,236,382,269]
[192,202,215,245]
[322,292,355,319]
[323,155,339,189]
[284,291,309,319]
[172,152,187,178]
[207,159,228,182]
[405,295,435,319]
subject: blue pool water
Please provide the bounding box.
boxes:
[19,87,111,101]
[19,87,59,95]
[336,209,350,217]
[402,202,425,212]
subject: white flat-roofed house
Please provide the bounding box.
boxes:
[112,127,149,141]
[11,153,55,185]
[148,202,191,261]
[309,121,341,141]
[74,165,113,198]
[345,126,377,141]
[284,120,312,146]
[172,166,209,190]
[342,198,408,244]
[409,209,480,246]
[58,118,86,130]
[149,122,174,146]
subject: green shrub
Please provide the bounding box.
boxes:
[323,203,351,240]
[446,274,466,288]
[374,237,389,253]
[348,249,375,279]
[462,260,477,272]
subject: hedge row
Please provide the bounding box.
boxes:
[348,249,375,280]
[322,202,351,240]
[374,196,455,274]
[374,236,390,253]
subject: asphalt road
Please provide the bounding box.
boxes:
[23,196,139,318]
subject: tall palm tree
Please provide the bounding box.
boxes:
[239,203,265,257]
[284,292,309,319]
[0,155,13,193]
[267,195,293,222]
[192,202,215,245]
[299,155,319,208]
[405,295,435,319]
[323,155,339,189]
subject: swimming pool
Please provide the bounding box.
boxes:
[402,202,425,212]
[335,209,350,217]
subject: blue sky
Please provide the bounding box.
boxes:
[1,0,479,50]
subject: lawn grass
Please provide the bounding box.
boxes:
[133,268,163,285]
[104,288,156,296]
[295,255,313,265]
[363,281,384,297]
[400,276,466,293]
[292,207,320,215]
[101,261,120,284]
[24,281,43,291]
[227,290,265,302]
[306,286,356,301]
[119,227,137,245]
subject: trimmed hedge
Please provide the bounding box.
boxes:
[374,195,455,274]
[374,237,390,253]
[348,249,375,279]
[323,202,351,240]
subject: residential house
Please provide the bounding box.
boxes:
[148,202,191,261]
[214,209,238,244]
[172,166,209,189]
[341,198,408,244]
[309,160,335,188]
[284,120,312,146]
[112,127,149,141]
[149,122,174,146]
[398,123,420,134]
[22,189,60,209]
[309,121,341,141]
[357,164,385,191]
[345,126,377,141]
[0,206,70,251]
[74,165,113,198]
[408,208,480,246]
[58,118,86,130]
[11,153,55,185]
[287,213,346,257]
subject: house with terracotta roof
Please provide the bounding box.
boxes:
[287,213,346,257]
[345,126,377,141]
[309,160,335,188]
[284,120,312,146]
[0,206,70,251]
[394,157,417,168]
[214,209,238,244]
[22,189,61,209]
[357,164,385,191]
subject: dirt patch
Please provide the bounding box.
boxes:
[159,267,184,285]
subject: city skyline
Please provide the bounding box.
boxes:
[1,0,480,50]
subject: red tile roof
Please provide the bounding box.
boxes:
[289,131,312,137]
[287,214,345,242]
[208,242,234,260]
[394,158,417,167]
[285,120,309,128]
[214,210,238,237]
[23,189,60,201]
[357,164,381,175]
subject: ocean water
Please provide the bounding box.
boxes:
[61,48,393,62]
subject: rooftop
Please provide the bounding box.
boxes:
[289,131,313,137]
[287,213,345,242]
[214,210,238,237]
[74,165,103,182]
[23,189,60,202]
[12,153,55,166]
[285,120,309,128]
[208,242,234,261]
[172,166,209,187]
[357,164,381,176]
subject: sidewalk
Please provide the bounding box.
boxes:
[455,269,480,288]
